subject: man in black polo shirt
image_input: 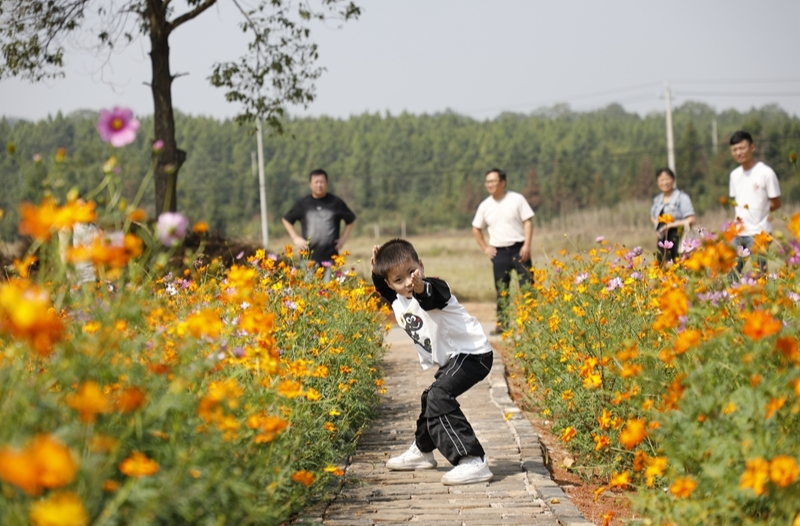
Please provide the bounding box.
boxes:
[282,169,357,272]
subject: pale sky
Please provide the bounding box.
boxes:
[2,0,800,122]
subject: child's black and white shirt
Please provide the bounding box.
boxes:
[372,274,492,370]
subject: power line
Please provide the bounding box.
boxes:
[677,91,800,97]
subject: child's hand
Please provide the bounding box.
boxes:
[370,245,380,273]
[411,269,424,295]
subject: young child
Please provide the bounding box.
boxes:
[371,239,494,485]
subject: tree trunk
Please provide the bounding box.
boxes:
[147,1,186,215]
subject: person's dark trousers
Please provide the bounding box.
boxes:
[656,227,681,265]
[414,351,494,466]
[730,235,768,278]
[492,242,533,329]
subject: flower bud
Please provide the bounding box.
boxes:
[103,156,118,175]
[6,142,15,154]
[790,151,798,163]
[164,164,176,175]
[55,147,67,162]
[152,139,165,153]
[32,153,43,163]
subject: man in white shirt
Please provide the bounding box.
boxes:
[471,169,534,334]
[728,130,781,276]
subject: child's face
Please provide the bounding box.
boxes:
[384,259,424,299]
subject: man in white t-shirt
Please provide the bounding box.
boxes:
[728,130,781,276]
[471,169,534,333]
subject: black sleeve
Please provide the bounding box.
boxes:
[371,272,397,303]
[337,196,357,225]
[283,197,306,223]
[413,277,451,311]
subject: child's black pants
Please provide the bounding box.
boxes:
[414,351,493,466]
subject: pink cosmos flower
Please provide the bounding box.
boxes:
[156,212,188,247]
[97,107,140,147]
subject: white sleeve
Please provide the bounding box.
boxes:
[765,167,781,198]
[471,202,486,229]
[517,194,535,221]
[729,170,736,199]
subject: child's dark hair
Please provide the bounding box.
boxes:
[374,239,420,277]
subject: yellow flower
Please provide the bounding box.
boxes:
[65,381,112,423]
[645,456,668,487]
[740,457,770,496]
[608,471,630,489]
[619,418,647,450]
[769,455,799,487]
[669,476,697,498]
[674,329,701,355]
[119,451,159,478]
[29,492,88,526]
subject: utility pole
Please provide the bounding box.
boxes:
[712,118,718,155]
[664,83,676,182]
[255,119,269,250]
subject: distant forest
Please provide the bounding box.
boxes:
[2,102,799,242]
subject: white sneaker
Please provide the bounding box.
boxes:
[441,455,493,485]
[386,442,437,471]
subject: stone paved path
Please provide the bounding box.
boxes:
[298,324,592,526]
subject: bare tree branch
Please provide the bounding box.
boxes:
[170,0,217,31]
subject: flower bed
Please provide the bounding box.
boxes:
[0,108,388,525]
[510,218,800,525]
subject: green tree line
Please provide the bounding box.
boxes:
[2,102,799,242]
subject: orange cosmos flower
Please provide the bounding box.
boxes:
[653,288,689,331]
[645,456,668,487]
[18,197,96,241]
[193,221,209,233]
[765,397,786,419]
[29,491,88,526]
[593,434,610,451]
[742,310,782,340]
[669,476,697,498]
[0,278,64,356]
[769,455,799,487]
[674,329,701,355]
[103,480,120,492]
[751,231,772,254]
[601,511,614,526]
[115,386,146,413]
[608,471,630,489]
[12,255,37,278]
[619,418,647,450]
[560,426,577,443]
[65,381,112,423]
[119,451,159,477]
[127,208,147,222]
[324,465,345,476]
[777,337,800,364]
[788,212,800,241]
[0,435,78,496]
[683,241,737,275]
[740,457,770,496]
[291,470,315,487]
[597,409,612,430]
[184,309,223,339]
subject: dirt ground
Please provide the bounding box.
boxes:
[462,302,635,526]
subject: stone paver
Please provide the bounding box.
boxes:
[297,324,589,526]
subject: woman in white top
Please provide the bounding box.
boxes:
[650,168,695,264]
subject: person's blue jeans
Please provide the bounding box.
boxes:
[733,235,768,277]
